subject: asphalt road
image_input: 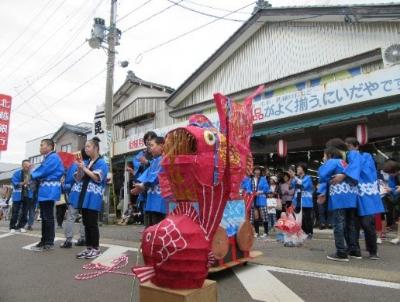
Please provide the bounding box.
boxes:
[0,221,399,302]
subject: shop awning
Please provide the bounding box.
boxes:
[253,102,400,137]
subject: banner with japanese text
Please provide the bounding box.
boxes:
[0,94,12,151]
[116,65,400,155]
[252,64,400,123]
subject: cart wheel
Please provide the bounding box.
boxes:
[243,261,248,266]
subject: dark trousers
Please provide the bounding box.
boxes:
[144,211,165,227]
[254,220,269,235]
[82,208,100,248]
[56,204,67,227]
[302,207,314,235]
[357,215,378,255]
[10,199,29,229]
[318,202,332,226]
[332,208,360,257]
[40,201,55,245]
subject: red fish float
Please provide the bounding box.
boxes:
[133,86,264,289]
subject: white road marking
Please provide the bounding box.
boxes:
[1,228,139,265]
[94,244,138,266]
[263,265,400,290]
[22,236,63,250]
[0,232,14,239]
[234,264,304,302]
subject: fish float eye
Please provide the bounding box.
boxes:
[146,233,152,242]
[204,130,216,146]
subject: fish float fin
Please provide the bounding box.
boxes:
[132,266,155,283]
[207,251,216,267]
[171,202,201,225]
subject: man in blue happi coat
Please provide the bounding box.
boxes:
[10,160,33,233]
[30,139,64,251]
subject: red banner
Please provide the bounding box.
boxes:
[0,94,12,151]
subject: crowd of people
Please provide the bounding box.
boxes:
[2,137,108,259]
[241,137,400,261]
[1,130,399,263]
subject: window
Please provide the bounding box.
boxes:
[125,119,154,138]
[61,144,72,153]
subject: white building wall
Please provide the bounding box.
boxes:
[179,21,400,108]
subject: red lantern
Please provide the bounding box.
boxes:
[356,124,368,146]
[277,139,287,158]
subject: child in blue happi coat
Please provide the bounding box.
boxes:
[72,137,109,259]
[131,136,167,227]
[292,163,314,238]
[318,146,360,261]
[245,166,270,238]
[328,137,384,260]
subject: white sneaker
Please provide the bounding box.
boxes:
[10,229,16,233]
[376,237,382,244]
[390,238,400,245]
[259,234,268,239]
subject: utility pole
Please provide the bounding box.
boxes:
[103,0,117,224]
[105,0,117,133]
[88,0,120,223]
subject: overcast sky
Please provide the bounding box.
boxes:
[0,0,396,164]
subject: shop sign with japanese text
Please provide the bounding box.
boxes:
[0,94,12,151]
[253,65,400,123]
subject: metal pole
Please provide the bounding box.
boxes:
[103,0,117,224]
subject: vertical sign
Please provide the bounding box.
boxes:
[0,94,12,151]
[92,104,108,156]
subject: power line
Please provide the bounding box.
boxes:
[121,0,183,34]
[13,68,106,130]
[183,0,250,15]
[134,1,256,61]
[12,48,94,113]
[0,0,68,74]
[13,86,59,127]
[32,0,107,81]
[0,0,89,86]
[117,0,153,22]
[166,0,249,22]
[0,0,53,62]
[13,41,87,98]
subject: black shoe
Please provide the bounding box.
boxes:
[349,251,362,259]
[60,241,72,248]
[327,253,349,262]
[27,226,33,231]
[319,224,326,230]
[43,245,54,251]
[31,242,45,251]
[368,254,380,260]
[75,239,86,246]
[35,241,44,248]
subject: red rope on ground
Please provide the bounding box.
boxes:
[75,255,135,280]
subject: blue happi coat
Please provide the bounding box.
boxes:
[356,152,384,216]
[137,155,166,214]
[317,159,357,210]
[244,176,269,207]
[31,152,64,202]
[69,158,108,211]
[292,175,313,208]
[11,169,33,202]
[388,175,399,199]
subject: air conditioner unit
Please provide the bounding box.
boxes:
[382,44,400,67]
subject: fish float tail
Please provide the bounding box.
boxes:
[132,266,155,283]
